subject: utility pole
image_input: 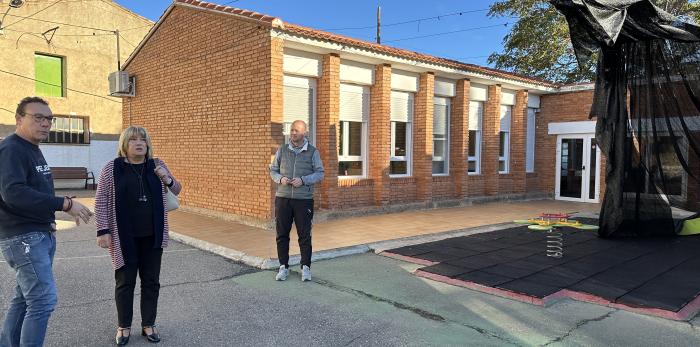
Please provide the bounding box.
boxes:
[115,29,121,70]
[376,6,381,44]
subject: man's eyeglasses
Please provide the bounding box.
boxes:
[22,112,54,124]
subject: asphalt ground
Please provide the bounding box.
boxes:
[1,219,699,346]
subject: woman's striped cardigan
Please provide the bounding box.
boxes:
[95,158,181,270]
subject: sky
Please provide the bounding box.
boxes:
[113,0,514,67]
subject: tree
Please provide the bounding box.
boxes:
[488,0,700,83]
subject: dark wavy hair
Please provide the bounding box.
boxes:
[15,96,49,116]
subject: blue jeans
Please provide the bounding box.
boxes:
[0,231,57,347]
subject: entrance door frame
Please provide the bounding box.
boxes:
[555,134,601,203]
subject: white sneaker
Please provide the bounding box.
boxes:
[275,265,289,281]
[301,265,311,282]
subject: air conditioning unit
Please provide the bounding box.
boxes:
[108,71,135,97]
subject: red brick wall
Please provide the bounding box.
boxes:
[451,79,470,198]
[368,64,392,206]
[123,7,277,222]
[483,85,502,195]
[316,54,340,209]
[432,176,454,199]
[337,179,374,208]
[125,7,607,223]
[536,89,606,197]
[414,72,434,202]
[389,177,417,202]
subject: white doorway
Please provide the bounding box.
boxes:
[555,134,600,203]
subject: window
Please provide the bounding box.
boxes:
[526,107,537,172]
[45,115,89,144]
[499,105,511,173]
[468,101,482,174]
[433,97,450,175]
[35,53,64,97]
[338,84,369,177]
[283,75,316,144]
[390,91,413,176]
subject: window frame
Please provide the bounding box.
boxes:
[43,115,90,145]
[390,91,413,177]
[338,83,369,178]
[432,97,450,176]
[468,101,483,175]
[34,52,65,98]
[526,107,538,173]
[499,105,511,174]
[282,74,317,146]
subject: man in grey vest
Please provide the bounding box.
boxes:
[269,120,324,282]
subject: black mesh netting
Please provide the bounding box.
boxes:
[552,0,700,237]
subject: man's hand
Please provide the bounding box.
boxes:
[280,177,291,186]
[96,234,111,249]
[65,199,93,225]
[291,178,303,188]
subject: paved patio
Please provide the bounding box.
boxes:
[65,189,599,269]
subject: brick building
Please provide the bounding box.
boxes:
[0,0,151,183]
[121,0,609,228]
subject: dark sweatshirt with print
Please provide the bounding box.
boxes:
[0,134,65,239]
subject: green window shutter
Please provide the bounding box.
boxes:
[35,54,63,97]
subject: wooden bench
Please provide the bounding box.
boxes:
[51,167,95,189]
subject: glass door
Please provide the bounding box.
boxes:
[555,135,600,202]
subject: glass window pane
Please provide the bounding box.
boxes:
[432,161,445,174]
[499,160,506,172]
[433,139,445,158]
[390,161,407,175]
[339,161,363,176]
[499,132,506,157]
[468,130,477,157]
[393,122,407,157]
[349,121,362,156]
[468,161,476,173]
[339,122,345,156]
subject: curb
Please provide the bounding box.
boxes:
[169,222,516,270]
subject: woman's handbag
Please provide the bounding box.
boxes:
[165,187,179,211]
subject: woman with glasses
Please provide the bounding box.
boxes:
[94,126,181,345]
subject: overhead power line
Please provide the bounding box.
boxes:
[0,68,121,103]
[1,13,151,33]
[2,0,65,30]
[322,8,490,31]
[384,23,509,43]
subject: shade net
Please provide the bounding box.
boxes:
[552,0,700,237]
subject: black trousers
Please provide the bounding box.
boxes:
[275,197,313,268]
[114,236,163,328]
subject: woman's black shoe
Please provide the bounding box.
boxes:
[142,325,161,343]
[115,327,130,346]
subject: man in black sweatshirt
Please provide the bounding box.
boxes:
[0,97,93,347]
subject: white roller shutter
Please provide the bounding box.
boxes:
[433,97,449,136]
[500,105,511,132]
[391,91,413,122]
[469,101,483,131]
[340,84,369,122]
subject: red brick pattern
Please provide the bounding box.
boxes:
[414,72,434,202]
[369,64,392,206]
[125,5,613,225]
[316,53,341,209]
[483,85,502,195]
[123,7,277,221]
[451,79,470,198]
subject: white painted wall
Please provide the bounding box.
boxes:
[40,140,118,188]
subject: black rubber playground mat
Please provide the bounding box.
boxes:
[386,221,700,313]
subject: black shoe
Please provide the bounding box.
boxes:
[115,327,130,346]
[142,325,161,343]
